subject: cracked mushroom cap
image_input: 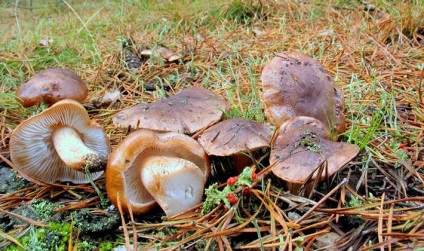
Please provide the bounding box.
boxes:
[261,52,346,136]
[270,116,359,193]
[16,68,88,107]
[198,118,274,156]
[9,99,110,185]
[106,129,210,216]
[198,118,274,174]
[112,87,230,134]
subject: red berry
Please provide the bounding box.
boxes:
[399,143,405,149]
[227,193,238,205]
[243,187,252,196]
[251,171,257,180]
[227,176,238,186]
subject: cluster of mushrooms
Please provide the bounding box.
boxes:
[9,52,359,217]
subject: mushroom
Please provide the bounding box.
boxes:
[9,99,110,185]
[112,87,230,134]
[270,116,359,194]
[198,118,274,174]
[140,45,182,62]
[261,52,346,137]
[106,129,210,216]
[16,68,88,107]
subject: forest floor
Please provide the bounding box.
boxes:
[0,0,423,250]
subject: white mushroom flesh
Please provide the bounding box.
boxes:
[140,155,205,216]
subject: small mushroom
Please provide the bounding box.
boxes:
[106,129,210,216]
[9,99,110,185]
[140,45,182,62]
[16,68,88,107]
[113,87,230,134]
[270,116,359,194]
[261,52,346,137]
[198,118,274,174]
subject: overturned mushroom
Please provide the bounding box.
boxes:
[113,87,230,134]
[270,116,359,194]
[198,118,274,174]
[16,68,88,107]
[9,99,110,185]
[106,129,210,216]
[261,52,346,137]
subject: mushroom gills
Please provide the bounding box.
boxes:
[140,156,206,216]
[52,126,108,172]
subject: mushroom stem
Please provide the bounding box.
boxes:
[140,155,205,216]
[52,126,108,172]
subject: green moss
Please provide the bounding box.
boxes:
[290,130,322,153]
[3,221,116,251]
[4,222,70,251]
[343,197,365,226]
[31,200,64,221]
[202,167,255,215]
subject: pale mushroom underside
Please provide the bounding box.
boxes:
[10,101,109,184]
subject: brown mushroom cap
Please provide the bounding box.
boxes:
[198,118,274,174]
[270,116,359,193]
[112,87,230,134]
[9,99,110,185]
[16,68,88,107]
[106,129,210,215]
[261,52,346,136]
[198,118,274,156]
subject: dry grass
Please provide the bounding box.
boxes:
[0,0,424,250]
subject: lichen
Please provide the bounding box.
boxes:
[0,166,29,194]
[73,207,120,234]
[291,129,322,153]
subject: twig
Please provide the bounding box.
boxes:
[116,194,131,251]
[0,208,48,228]
[295,178,348,224]
[419,66,423,104]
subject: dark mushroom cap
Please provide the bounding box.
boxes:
[270,116,359,192]
[9,99,110,185]
[198,118,274,156]
[16,68,88,107]
[112,87,230,134]
[261,52,346,136]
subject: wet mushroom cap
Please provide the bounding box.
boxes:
[270,116,359,191]
[198,118,274,156]
[9,99,110,185]
[16,68,88,107]
[106,129,210,215]
[112,87,230,134]
[198,118,274,174]
[261,52,346,136]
